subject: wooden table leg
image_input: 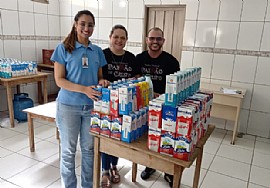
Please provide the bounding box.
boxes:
[27,113,35,152]
[16,85,20,93]
[93,136,101,188]
[6,86,15,128]
[231,105,241,145]
[37,81,43,104]
[193,146,204,188]
[43,78,48,103]
[173,165,184,188]
[132,163,137,182]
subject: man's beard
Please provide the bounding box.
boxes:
[149,43,162,52]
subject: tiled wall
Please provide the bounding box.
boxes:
[0,0,270,138]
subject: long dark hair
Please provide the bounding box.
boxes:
[110,24,128,38]
[63,10,95,53]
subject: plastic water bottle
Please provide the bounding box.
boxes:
[145,74,154,100]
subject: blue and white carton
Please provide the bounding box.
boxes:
[121,115,132,143]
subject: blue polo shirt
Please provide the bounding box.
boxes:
[51,41,107,105]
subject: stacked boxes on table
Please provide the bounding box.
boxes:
[90,76,152,143]
[148,67,213,161]
[0,58,37,78]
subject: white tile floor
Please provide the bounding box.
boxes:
[0,119,270,188]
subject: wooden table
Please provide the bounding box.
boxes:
[23,101,56,152]
[37,63,54,72]
[0,72,50,128]
[92,124,215,188]
[200,82,246,144]
[37,63,57,103]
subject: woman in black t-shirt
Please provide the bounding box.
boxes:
[102,25,140,83]
[101,24,139,188]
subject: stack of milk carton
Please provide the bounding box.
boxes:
[148,67,213,161]
[90,76,153,143]
[0,58,37,78]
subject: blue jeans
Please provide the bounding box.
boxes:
[102,153,119,171]
[56,102,94,188]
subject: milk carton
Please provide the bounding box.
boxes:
[173,134,192,161]
[148,100,163,129]
[111,117,122,140]
[135,111,142,138]
[93,100,101,112]
[160,130,175,156]
[100,114,111,137]
[165,74,179,107]
[162,105,177,133]
[183,100,200,123]
[93,86,102,112]
[148,128,161,152]
[176,107,194,136]
[110,88,119,117]
[119,86,131,115]
[135,84,142,110]
[143,106,149,133]
[139,108,146,134]
[129,113,137,141]
[129,84,137,111]
[121,115,132,143]
[90,111,101,134]
[101,88,111,115]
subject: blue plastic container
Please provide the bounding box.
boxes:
[13,93,34,122]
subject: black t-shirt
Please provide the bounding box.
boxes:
[135,51,180,94]
[102,48,140,82]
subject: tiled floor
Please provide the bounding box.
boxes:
[0,118,270,188]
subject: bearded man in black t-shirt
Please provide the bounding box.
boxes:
[135,27,180,187]
[136,27,180,97]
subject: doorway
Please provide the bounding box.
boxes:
[143,5,186,62]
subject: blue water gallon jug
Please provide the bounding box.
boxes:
[13,93,34,122]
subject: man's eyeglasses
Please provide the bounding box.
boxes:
[79,22,95,28]
[147,37,163,42]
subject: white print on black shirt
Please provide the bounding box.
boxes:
[141,67,163,81]
[108,62,132,78]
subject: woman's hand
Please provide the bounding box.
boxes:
[153,92,160,99]
[83,86,101,101]
[98,79,110,87]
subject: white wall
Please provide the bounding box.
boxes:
[0,0,270,138]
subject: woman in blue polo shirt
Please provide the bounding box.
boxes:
[51,10,109,188]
